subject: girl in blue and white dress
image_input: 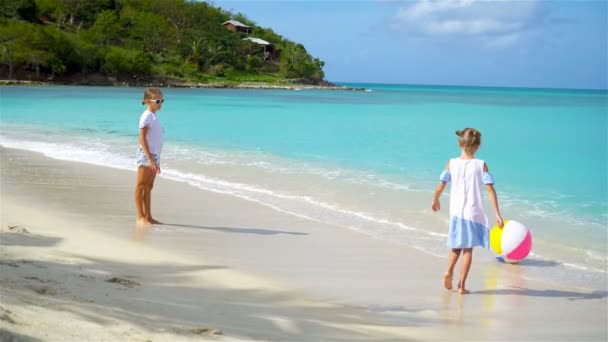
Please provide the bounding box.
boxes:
[432,128,504,294]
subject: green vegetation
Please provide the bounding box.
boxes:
[0,0,328,85]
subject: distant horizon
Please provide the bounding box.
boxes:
[333,80,608,92]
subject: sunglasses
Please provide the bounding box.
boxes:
[150,99,165,104]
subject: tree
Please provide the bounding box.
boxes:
[88,10,120,46]
[233,12,254,27]
[35,0,112,29]
[103,46,151,78]
[153,0,188,44]
[0,22,22,78]
[17,0,37,21]
[0,0,37,21]
[247,55,263,72]
[48,56,66,79]
[0,22,50,79]
[70,32,98,79]
[21,24,62,78]
[130,11,175,54]
[43,26,75,74]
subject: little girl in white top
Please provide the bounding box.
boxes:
[432,128,503,294]
[134,87,165,226]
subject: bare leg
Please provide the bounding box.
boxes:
[135,167,150,226]
[135,167,154,226]
[144,187,160,224]
[143,170,159,224]
[143,171,161,224]
[459,248,473,294]
[444,248,461,290]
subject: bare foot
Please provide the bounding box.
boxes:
[148,218,161,224]
[444,273,453,290]
[136,218,151,226]
[132,224,150,241]
[458,288,470,295]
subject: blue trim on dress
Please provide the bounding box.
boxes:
[447,216,489,249]
[483,172,494,185]
[439,170,451,183]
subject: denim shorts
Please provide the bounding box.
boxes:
[136,148,160,168]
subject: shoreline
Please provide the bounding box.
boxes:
[0,79,368,91]
[1,146,606,341]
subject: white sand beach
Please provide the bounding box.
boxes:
[1,147,606,341]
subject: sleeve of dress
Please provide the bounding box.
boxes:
[439,170,451,183]
[483,172,495,185]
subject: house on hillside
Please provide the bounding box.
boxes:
[223,20,252,34]
[242,37,275,60]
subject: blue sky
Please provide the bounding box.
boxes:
[211,0,607,89]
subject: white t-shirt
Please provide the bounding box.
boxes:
[139,110,164,155]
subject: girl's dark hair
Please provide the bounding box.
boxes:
[455,128,481,152]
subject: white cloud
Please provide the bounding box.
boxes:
[399,0,477,20]
[424,18,522,35]
[391,0,547,47]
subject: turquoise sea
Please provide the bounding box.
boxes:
[1,84,606,289]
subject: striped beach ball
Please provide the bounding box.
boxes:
[489,220,532,263]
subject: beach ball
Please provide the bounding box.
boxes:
[489,220,532,263]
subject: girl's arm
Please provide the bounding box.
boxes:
[432,183,446,212]
[432,161,450,212]
[139,126,160,174]
[484,163,503,227]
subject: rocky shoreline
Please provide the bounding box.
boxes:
[0,79,367,91]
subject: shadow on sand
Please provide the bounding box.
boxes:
[162,223,308,236]
[514,258,561,268]
[1,251,415,340]
[473,286,608,301]
[0,231,62,248]
[0,328,42,342]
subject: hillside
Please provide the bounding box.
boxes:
[0,0,332,87]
